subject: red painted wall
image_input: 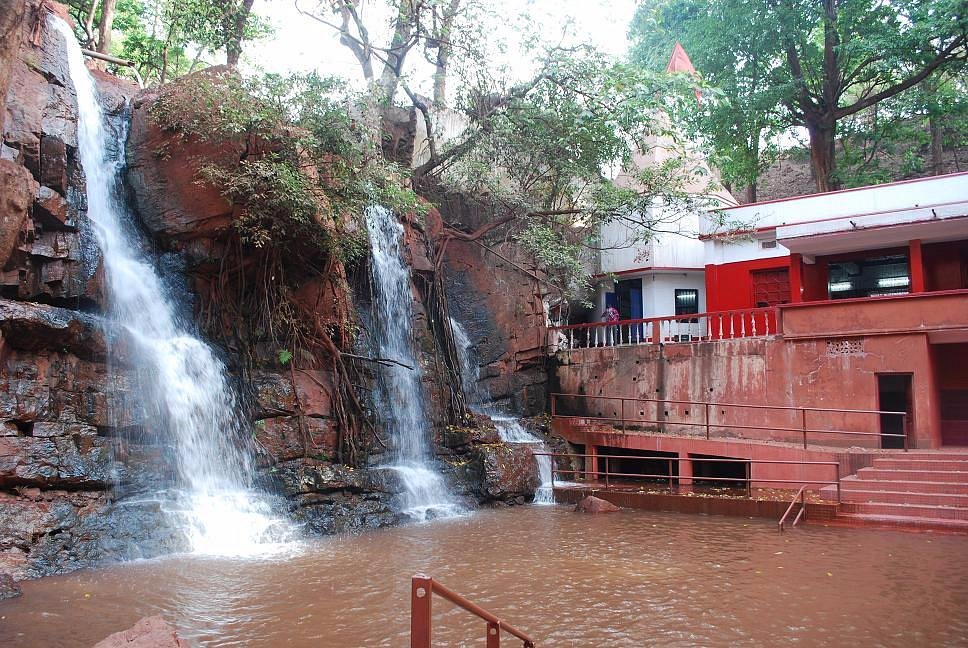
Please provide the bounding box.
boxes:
[923,240,968,291]
[936,343,968,390]
[801,259,829,301]
[704,258,791,311]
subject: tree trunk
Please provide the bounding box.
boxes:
[930,115,944,176]
[96,0,117,55]
[432,0,460,107]
[225,0,256,66]
[744,183,757,204]
[806,116,838,193]
[377,0,416,105]
[83,0,99,48]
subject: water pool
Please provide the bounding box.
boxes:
[1,506,965,647]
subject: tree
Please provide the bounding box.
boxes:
[96,0,117,55]
[223,0,257,65]
[66,0,269,83]
[630,0,968,193]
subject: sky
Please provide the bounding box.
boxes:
[244,0,639,93]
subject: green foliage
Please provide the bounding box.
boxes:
[66,0,271,84]
[439,47,717,296]
[149,70,422,264]
[276,349,293,366]
[629,0,968,192]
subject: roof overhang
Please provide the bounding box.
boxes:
[776,202,968,256]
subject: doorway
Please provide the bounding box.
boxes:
[877,374,912,449]
[615,279,643,321]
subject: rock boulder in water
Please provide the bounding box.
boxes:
[0,572,21,599]
[574,495,620,514]
[471,443,540,502]
[92,616,191,648]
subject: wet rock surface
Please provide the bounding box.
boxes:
[0,571,21,599]
[575,495,621,514]
[465,443,540,503]
[425,197,550,416]
[92,615,192,648]
[268,461,402,534]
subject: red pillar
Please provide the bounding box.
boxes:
[678,451,693,489]
[909,239,925,293]
[789,253,803,303]
[704,264,718,312]
[584,445,599,480]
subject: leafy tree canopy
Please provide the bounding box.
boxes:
[629,0,968,195]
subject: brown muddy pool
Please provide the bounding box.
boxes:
[1,506,966,647]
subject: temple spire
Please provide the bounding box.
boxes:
[666,41,700,102]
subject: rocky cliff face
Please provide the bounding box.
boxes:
[0,3,552,585]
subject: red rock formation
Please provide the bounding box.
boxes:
[575,495,621,514]
[92,616,192,648]
[125,78,238,248]
[425,197,550,415]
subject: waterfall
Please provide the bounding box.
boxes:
[53,18,295,556]
[365,206,461,520]
[449,318,558,504]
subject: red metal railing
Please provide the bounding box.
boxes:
[549,306,778,349]
[537,452,841,501]
[550,393,909,450]
[411,574,535,648]
[778,485,808,532]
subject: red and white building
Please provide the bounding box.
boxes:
[703,172,968,311]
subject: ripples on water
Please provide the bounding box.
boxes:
[1,507,966,647]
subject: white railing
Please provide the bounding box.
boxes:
[550,307,779,350]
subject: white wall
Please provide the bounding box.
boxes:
[703,233,791,266]
[599,205,708,274]
[643,272,706,317]
[596,271,706,321]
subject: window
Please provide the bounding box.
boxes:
[675,289,699,316]
[827,255,910,299]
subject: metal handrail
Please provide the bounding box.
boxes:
[536,452,841,502]
[550,393,909,451]
[778,485,808,532]
[411,574,535,648]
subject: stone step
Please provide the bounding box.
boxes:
[855,467,968,482]
[880,451,968,460]
[838,501,968,521]
[841,477,968,494]
[872,458,968,471]
[839,489,968,507]
[834,513,968,532]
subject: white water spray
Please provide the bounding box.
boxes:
[53,18,295,555]
[365,206,461,520]
[449,318,560,504]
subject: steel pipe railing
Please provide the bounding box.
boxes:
[778,485,808,532]
[536,452,842,504]
[411,574,535,648]
[550,393,909,450]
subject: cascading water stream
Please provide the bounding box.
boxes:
[53,18,295,555]
[365,206,461,520]
[449,318,560,504]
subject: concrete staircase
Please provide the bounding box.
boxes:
[821,450,968,531]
